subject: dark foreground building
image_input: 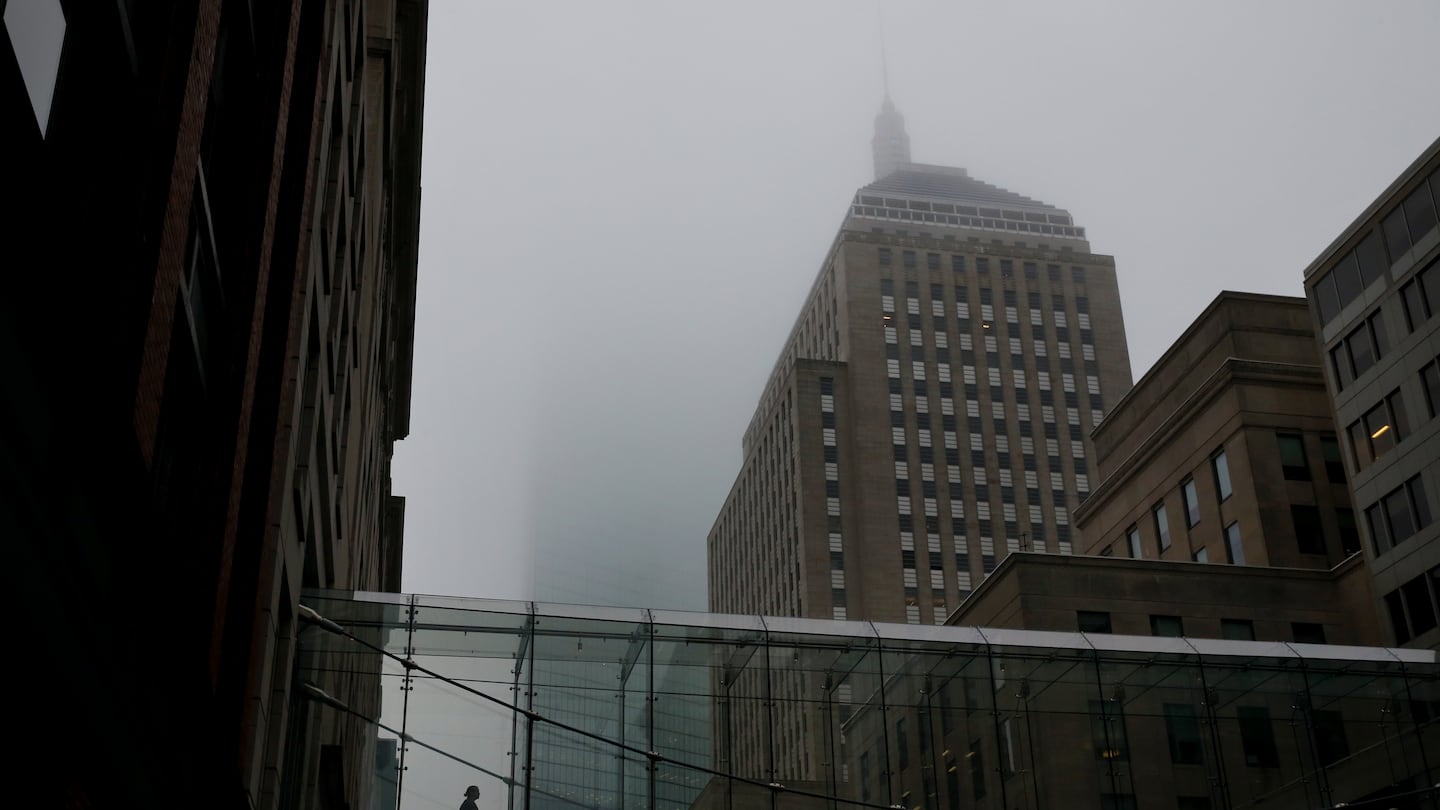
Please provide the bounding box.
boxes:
[2,2,426,807]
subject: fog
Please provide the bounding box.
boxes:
[393,1,1440,609]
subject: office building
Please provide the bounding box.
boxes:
[1075,292,1359,568]
[709,98,1133,628]
[3,2,427,807]
[1304,137,1440,647]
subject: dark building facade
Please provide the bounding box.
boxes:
[1304,137,1440,648]
[2,1,426,808]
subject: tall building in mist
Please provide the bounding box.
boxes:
[708,99,1134,629]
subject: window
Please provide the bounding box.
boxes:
[1423,358,1440,418]
[1153,502,1171,551]
[1078,610,1112,634]
[1402,274,1433,331]
[1384,178,1439,259]
[1345,322,1378,377]
[1291,505,1325,555]
[1403,576,1438,636]
[879,248,892,266]
[1320,436,1345,482]
[1164,704,1203,764]
[1192,547,1208,563]
[903,250,917,268]
[1352,394,1406,470]
[1221,618,1255,641]
[1224,521,1245,565]
[1330,344,1353,390]
[1277,434,1310,481]
[1151,615,1184,637]
[1212,449,1232,500]
[1370,475,1432,556]
[1387,573,1440,644]
[1292,622,1327,644]
[1237,707,1280,767]
[1126,525,1142,559]
[1181,479,1200,527]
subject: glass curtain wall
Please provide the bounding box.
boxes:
[295,592,1440,810]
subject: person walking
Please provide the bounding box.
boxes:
[460,785,480,810]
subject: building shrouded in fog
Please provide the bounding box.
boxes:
[707,97,1133,780]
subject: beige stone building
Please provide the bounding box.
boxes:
[707,98,1133,781]
[1075,292,1358,569]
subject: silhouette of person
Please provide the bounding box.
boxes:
[460,785,480,810]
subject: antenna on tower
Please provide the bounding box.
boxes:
[878,3,891,101]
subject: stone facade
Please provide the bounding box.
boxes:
[1075,292,1358,570]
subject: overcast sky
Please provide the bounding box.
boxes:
[393,0,1440,608]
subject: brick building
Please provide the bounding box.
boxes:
[2,1,426,807]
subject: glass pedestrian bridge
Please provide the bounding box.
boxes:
[297,591,1440,810]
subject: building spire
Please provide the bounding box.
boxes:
[871,16,910,180]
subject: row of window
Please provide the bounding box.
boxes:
[1079,610,1326,644]
[878,249,1093,285]
[1330,260,1439,404]
[1314,166,1440,325]
[1119,434,1348,563]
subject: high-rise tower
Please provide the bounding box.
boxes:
[709,99,1133,630]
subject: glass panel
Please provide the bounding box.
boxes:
[1224,522,1245,565]
[1211,451,1230,500]
[1422,361,1440,418]
[1347,325,1375,376]
[1388,389,1410,440]
[1384,206,1412,261]
[1384,487,1416,543]
[1330,344,1353,389]
[1331,251,1363,307]
[1370,312,1390,358]
[1182,479,1200,527]
[1403,280,1427,330]
[1355,230,1389,288]
[1410,476,1433,530]
[1278,434,1309,480]
[1425,257,1440,316]
[1404,180,1439,244]
[1367,503,1392,556]
[1402,577,1437,636]
[1127,526,1142,559]
[1349,420,1374,471]
[1364,402,1396,457]
[1150,615,1184,637]
[1314,273,1341,324]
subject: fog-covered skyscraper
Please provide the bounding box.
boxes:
[710,98,1134,628]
